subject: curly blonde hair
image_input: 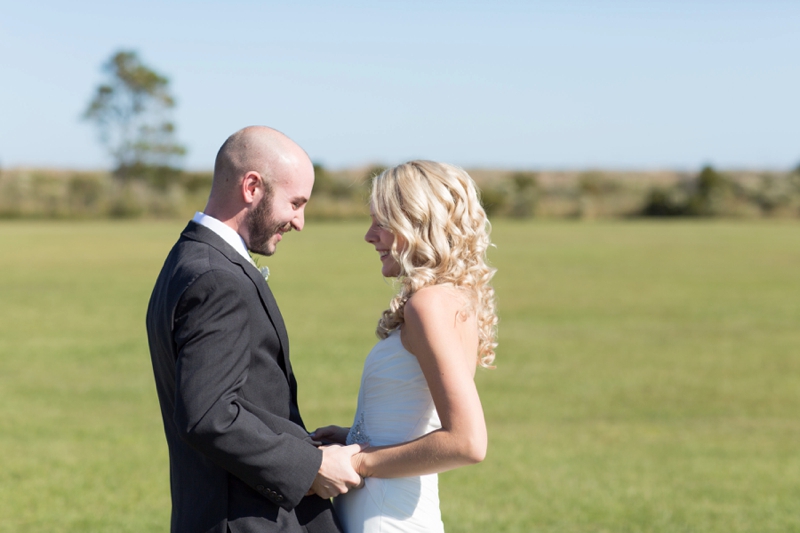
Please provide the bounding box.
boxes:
[371,160,498,367]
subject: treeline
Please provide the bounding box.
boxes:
[1,164,799,220]
[0,165,378,220]
[0,168,213,219]
[476,165,800,219]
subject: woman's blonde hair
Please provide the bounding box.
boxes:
[371,160,498,367]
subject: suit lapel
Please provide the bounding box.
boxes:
[244,268,293,377]
[181,222,294,382]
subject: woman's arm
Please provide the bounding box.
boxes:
[352,285,487,479]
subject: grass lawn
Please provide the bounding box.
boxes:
[0,219,798,532]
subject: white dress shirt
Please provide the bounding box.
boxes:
[192,212,255,265]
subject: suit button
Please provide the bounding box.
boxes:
[256,485,265,491]
[276,495,284,502]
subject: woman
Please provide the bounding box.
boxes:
[311,160,498,532]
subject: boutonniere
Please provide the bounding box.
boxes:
[249,252,270,282]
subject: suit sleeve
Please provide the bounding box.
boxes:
[172,269,322,510]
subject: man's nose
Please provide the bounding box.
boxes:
[292,211,305,232]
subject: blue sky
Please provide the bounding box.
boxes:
[1,0,798,171]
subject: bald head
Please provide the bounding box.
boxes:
[212,126,307,194]
[204,126,313,217]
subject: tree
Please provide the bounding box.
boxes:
[687,165,729,216]
[83,50,185,184]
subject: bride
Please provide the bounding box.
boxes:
[311,160,498,532]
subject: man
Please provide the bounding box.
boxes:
[146,126,362,533]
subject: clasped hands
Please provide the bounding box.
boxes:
[307,425,367,499]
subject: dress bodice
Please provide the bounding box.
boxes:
[337,330,445,532]
[346,330,441,447]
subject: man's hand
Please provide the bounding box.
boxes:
[308,443,365,499]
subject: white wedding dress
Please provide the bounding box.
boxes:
[334,330,445,533]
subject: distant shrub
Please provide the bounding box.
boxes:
[180,172,213,195]
[479,182,509,217]
[109,183,146,218]
[362,165,387,182]
[685,166,730,216]
[641,187,688,217]
[300,163,372,219]
[313,163,365,200]
[577,171,617,219]
[0,173,24,218]
[68,173,106,216]
[510,172,538,218]
[32,172,67,217]
[477,172,538,218]
[640,166,760,218]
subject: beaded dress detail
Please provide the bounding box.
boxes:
[336,330,444,532]
[347,412,370,445]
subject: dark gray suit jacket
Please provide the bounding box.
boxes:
[146,222,341,533]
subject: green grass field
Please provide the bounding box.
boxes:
[1,220,798,532]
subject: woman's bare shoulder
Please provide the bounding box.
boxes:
[405,284,474,326]
[402,285,479,370]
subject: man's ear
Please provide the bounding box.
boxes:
[241,171,263,205]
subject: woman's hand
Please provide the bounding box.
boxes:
[310,425,350,445]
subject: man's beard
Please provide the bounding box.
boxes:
[246,193,285,256]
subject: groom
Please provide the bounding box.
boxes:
[146,126,362,533]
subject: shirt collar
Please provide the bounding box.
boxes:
[192,212,254,265]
